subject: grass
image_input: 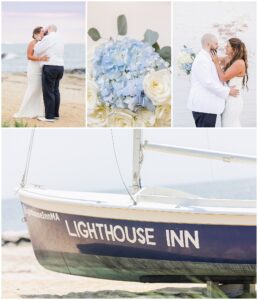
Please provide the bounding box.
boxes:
[2,119,32,128]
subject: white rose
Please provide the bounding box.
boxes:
[107,109,136,127]
[155,104,171,127]
[87,105,109,127]
[177,52,193,66]
[143,69,171,106]
[135,109,156,127]
[87,80,99,113]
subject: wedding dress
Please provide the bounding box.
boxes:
[221,77,244,127]
[13,60,44,118]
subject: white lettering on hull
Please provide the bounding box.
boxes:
[165,229,200,249]
[65,220,157,246]
[65,220,200,249]
[25,208,60,221]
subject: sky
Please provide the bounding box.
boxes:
[2,129,256,200]
[2,2,85,44]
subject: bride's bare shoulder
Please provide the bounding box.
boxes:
[28,40,36,47]
[233,59,245,67]
[27,40,36,51]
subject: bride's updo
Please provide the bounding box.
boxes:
[225,38,248,88]
[32,26,43,40]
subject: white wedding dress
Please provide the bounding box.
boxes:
[14,60,44,118]
[221,77,244,127]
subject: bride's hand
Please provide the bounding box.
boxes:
[210,50,219,65]
[40,55,49,62]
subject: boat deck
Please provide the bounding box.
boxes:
[20,186,256,216]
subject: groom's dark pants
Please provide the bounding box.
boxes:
[192,111,217,127]
[42,65,64,119]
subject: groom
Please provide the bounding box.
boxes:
[35,24,64,122]
[187,33,239,127]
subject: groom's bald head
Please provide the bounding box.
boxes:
[201,33,218,51]
[47,24,58,33]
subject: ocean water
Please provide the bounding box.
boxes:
[2,178,256,232]
[2,43,85,72]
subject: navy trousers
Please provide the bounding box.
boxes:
[42,65,64,119]
[192,111,217,128]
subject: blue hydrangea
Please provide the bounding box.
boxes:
[92,38,168,111]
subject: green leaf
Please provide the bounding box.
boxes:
[159,46,171,65]
[152,42,160,52]
[88,28,101,41]
[143,29,159,45]
[117,15,127,35]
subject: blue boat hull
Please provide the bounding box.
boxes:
[22,203,256,283]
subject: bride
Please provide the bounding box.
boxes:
[211,38,248,127]
[14,26,49,119]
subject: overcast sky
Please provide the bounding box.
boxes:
[2,129,256,200]
[2,2,85,44]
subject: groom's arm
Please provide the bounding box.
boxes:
[195,60,230,99]
[34,36,55,56]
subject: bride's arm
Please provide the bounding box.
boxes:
[211,52,244,82]
[27,40,48,62]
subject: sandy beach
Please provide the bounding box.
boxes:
[2,72,85,127]
[1,241,210,299]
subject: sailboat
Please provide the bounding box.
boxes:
[18,130,256,284]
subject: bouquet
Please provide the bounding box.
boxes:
[87,15,171,127]
[177,45,196,75]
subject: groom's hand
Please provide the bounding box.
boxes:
[229,86,239,97]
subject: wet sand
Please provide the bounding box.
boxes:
[2,73,85,127]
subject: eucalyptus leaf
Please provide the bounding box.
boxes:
[143,29,159,45]
[152,42,160,52]
[88,28,101,41]
[117,15,127,35]
[159,46,171,65]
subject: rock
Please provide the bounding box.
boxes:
[2,230,30,246]
[65,68,85,75]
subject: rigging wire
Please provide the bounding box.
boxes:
[110,130,137,205]
[20,128,36,188]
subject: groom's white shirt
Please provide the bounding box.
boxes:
[187,49,230,114]
[34,32,64,67]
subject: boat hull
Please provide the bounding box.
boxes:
[21,202,256,283]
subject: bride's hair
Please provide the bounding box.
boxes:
[32,26,43,40]
[224,38,248,89]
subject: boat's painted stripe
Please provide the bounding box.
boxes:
[20,191,256,226]
[22,203,256,265]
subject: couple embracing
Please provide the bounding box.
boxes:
[188,33,248,127]
[14,25,64,122]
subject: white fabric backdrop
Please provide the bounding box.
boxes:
[87,2,171,51]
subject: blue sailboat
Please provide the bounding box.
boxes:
[18,130,256,284]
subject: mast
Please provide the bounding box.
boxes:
[131,129,142,194]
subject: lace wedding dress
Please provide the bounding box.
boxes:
[221,77,244,127]
[13,60,44,118]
